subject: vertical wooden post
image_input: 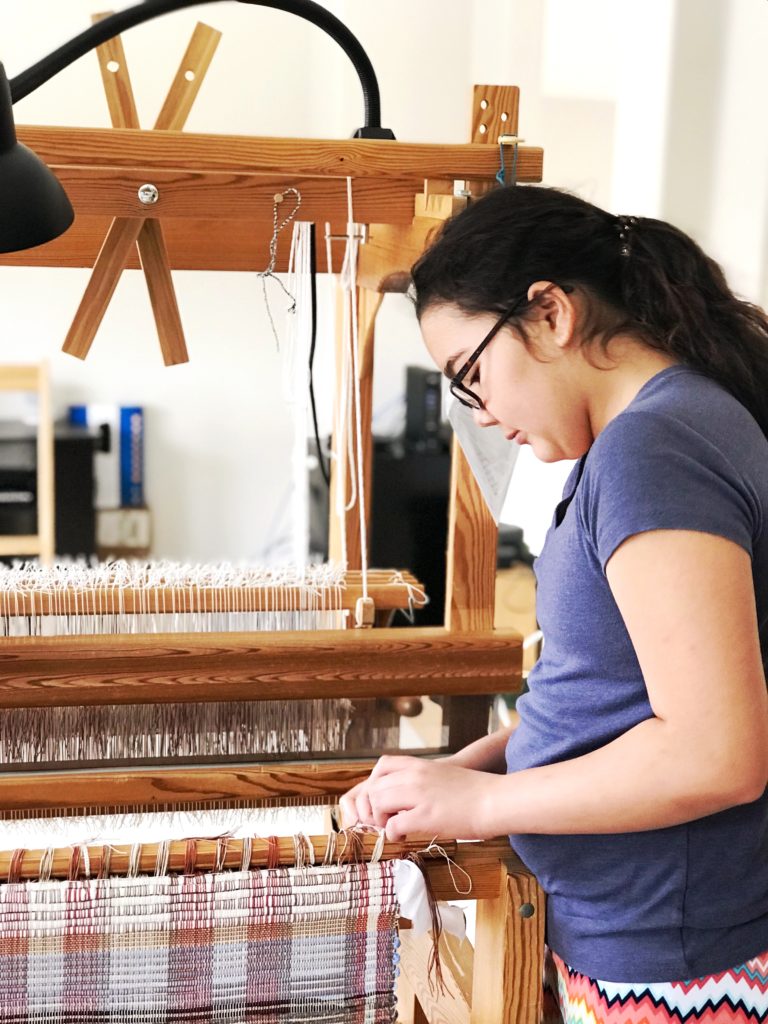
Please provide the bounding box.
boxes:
[35,364,55,565]
[444,84,521,633]
[471,862,546,1024]
[399,927,473,1024]
[443,436,498,750]
[444,436,497,633]
[441,90,527,748]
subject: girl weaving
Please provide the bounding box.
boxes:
[340,186,768,1022]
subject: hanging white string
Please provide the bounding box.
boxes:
[0,560,348,637]
[327,220,348,567]
[285,221,314,568]
[340,177,370,616]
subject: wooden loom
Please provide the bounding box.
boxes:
[0,17,546,1022]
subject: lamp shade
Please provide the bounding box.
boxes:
[0,63,74,253]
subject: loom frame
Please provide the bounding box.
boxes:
[0,26,544,1015]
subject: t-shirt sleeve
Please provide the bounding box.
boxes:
[578,410,761,570]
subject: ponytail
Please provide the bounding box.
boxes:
[617,217,768,437]
[411,186,768,439]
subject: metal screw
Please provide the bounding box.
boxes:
[519,902,535,918]
[138,184,159,206]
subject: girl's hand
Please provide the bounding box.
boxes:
[339,774,381,831]
[343,755,505,842]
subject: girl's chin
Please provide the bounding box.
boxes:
[529,439,572,463]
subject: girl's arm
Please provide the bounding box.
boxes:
[443,720,518,772]
[362,530,768,841]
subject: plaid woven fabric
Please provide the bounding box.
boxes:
[0,862,400,1023]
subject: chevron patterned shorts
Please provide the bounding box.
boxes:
[542,946,768,1023]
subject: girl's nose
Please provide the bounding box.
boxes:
[473,405,499,429]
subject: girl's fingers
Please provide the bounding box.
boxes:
[355,791,375,825]
[384,811,414,843]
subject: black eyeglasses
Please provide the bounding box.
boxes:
[449,296,527,411]
[448,284,573,410]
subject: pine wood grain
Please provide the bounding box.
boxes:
[15,125,544,182]
[137,218,189,364]
[471,85,520,145]
[49,166,421,224]
[61,216,144,359]
[0,760,373,813]
[0,627,523,708]
[471,862,546,1023]
[91,11,140,130]
[0,833,440,881]
[0,215,420,272]
[154,23,222,132]
[399,929,473,1024]
[77,19,223,366]
[445,438,497,632]
[357,217,443,292]
[0,834,515,887]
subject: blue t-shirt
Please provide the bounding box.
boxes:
[506,364,768,983]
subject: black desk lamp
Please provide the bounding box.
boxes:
[0,0,393,254]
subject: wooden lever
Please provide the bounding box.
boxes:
[62,15,222,365]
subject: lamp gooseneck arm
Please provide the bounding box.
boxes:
[8,0,392,137]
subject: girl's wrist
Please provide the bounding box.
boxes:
[472,772,511,838]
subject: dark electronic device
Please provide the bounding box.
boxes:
[405,366,445,449]
[0,421,100,559]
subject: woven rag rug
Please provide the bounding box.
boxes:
[0,861,400,1024]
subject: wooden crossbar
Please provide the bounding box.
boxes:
[0,835,516,889]
[0,627,522,707]
[0,760,372,813]
[0,127,542,272]
[15,125,544,181]
[0,569,424,617]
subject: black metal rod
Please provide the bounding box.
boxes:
[8,0,383,130]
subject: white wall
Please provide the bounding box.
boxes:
[1,0,766,560]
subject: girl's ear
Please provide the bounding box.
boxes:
[526,281,577,351]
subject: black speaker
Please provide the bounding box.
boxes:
[405,366,444,449]
[308,437,452,626]
[0,421,98,560]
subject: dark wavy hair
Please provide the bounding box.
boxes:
[411,185,768,439]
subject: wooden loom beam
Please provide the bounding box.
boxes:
[0,835,515,892]
[0,569,424,616]
[0,126,543,272]
[0,627,522,708]
[0,760,373,813]
[14,125,544,181]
